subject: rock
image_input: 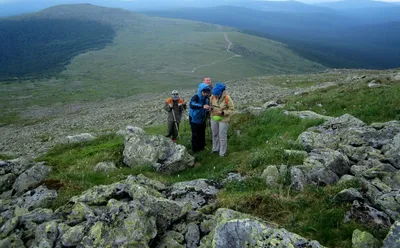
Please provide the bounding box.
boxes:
[0,173,16,194]
[352,229,380,248]
[0,217,19,239]
[0,234,25,248]
[61,224,85,247]
[156,231,184,248]
[334,188,363,203]
[123,127,194,174]
[66,202,95,225]
[385,133,400,169]
[32,221,58,248]
[93,161,117,173]
[376,190,400,220]
[262,100,279,109]
[345,200,392,229]
[261,165,279,188]
[167,179,219,210]
[305,148,351,176]
[200,208,323,248]
[14,185,57,210]
[338,174,355,185]
[306,167,339,186]
[284,149,308,157]
[125,174,167,191]
[185,222,200,248]
[392,72,400,81]
[368,80,381,88]
[12,164,51,196]
[221,173,246,185]
[290,167,306,191]
[284,110,332,120]
[351,165,370,177]
[383,221,400,248]
[65,133,96,144]
[20,208,54,224]
[371,178,392,193]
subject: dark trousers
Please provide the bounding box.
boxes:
[190,121,206,152]
[166,121,180,139]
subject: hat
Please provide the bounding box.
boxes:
[171,90,179,100]
[212,82,226,96]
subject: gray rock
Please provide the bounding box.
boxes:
[350,165,370,177]
[12,164,51,196]
[290,167,306,191]
[262,100,279,109]
[0,173,16,194]
[0,217,19,239]
[33,221,58,248]
[284,149,308,157]
[345,200,392,229]
[65,133,96,144]
[200,208,323,248]
[376,190,400,220]
[383,221,400,248]
[305,148,351,176]
[338,174,355,185]
[20,208,54,224]
[261,165,279,188]
[352,229,380,248]
[385,133,400,169]
[167,179,219,210]
[185,222,200,248]
[93,161,117,173]
[371,178,392,193]
[306,167,339,186]
[14,185,57,210]
[284,110,332,120]
[156,231,185,248]
[0,234,25,248]
[123,127,194,174]
[61,224,85,247]
[221,173,246,185]
[334,188,363,203]
[368,80,381,88]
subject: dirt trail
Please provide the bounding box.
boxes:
[180,33,242,73]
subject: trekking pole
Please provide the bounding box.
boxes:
[171,109,180,139]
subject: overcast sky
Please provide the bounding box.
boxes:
[0,0,400,5]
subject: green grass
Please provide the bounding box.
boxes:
[284,76,400,124]
[218,179,387,248]
[33,72,399,246]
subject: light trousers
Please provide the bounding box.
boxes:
[211,119,228,156]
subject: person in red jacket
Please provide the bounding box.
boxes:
[164,90,186,142]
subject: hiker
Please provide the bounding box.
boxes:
[203,77,213,90]
[189,83,211,152]
[164,90,186,142]
[210,82,235,157]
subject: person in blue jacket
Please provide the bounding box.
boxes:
[189,83,211,152]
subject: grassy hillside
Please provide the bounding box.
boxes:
[34,71,400,247]
[145,5,400,69]
[0,4,324,107]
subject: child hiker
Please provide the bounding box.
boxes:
[164,90,186,142]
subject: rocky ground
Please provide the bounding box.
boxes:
[2,68,398,158]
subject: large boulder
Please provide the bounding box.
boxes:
[123,126,194,174]
[345,200,392,229]
[200,208,324,248]
[375,190,400,220]
[12,164,51,196]
[305,148,351,176]
[383,221,400,248]
[290,166,306,191]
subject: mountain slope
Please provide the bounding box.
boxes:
[145,5,400,69]
[0,4,324,99]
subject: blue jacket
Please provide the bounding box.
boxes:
[189,83,210,124]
